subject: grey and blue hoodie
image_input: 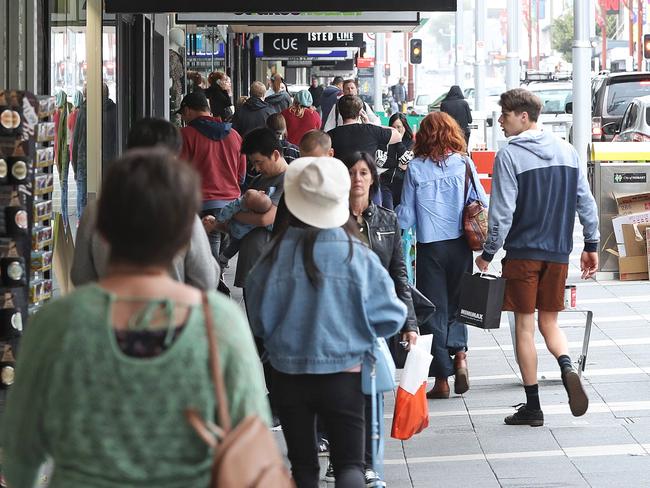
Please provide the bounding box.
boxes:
[481,130,599,264]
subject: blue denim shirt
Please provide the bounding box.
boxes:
[245,227,407,375]
[396,152,488,243]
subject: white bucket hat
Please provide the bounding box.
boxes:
[284,157,351,229]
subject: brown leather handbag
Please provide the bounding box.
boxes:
[462,157,489,252]
[185,294,294,488]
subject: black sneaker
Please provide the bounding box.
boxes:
[364,467,386,487]
[504,403,544,427]
[323,461,335,483]
[561,366,589,417]
[318,437,330,457]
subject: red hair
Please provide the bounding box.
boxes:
[413,112,467,164]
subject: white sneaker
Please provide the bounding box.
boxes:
[364,468,386,487]
[323,461,335,482]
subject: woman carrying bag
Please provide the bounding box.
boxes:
[246,156,406,488]
[396,112,488,400]
[1,149,270,488]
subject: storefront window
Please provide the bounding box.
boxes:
[49,0,117,226]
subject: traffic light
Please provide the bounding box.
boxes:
[409,38,422,64]
[644,34,650,59]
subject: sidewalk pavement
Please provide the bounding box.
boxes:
[225,225,650,488]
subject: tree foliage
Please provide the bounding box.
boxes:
[551,12,574,62]
[552,10,618,64]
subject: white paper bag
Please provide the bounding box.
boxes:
[399,334,433,395]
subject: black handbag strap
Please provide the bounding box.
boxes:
[463,156,479,204]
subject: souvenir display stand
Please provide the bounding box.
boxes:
[0,90,55,392]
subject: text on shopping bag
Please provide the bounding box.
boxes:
[458,272,505,329]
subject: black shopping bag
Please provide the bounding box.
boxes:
[458,273,506,329]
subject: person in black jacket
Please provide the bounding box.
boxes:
[231,81,277,137]
[336,151,417,487]
[379,113,414,209]
[205,71,233,121]
[440,85,472,144]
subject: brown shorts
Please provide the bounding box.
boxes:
[501,259,568,313]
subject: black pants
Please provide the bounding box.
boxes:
[272,370,365,488]
[416,236,472,378]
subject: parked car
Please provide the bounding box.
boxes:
[610,95,650,142]
[408,88,448,115]
[463,85,504,113]
[526,81,573,140]
[591,71,650,141]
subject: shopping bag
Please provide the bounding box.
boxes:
[391,383,429,440]
[388,286,436,368]
[391,335,433,440]
[458,272,506,329]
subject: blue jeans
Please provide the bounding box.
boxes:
[416,236,471,378]
[199,208,224,260]
[76,163,87,219]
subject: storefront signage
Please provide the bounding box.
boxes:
[176,11,420,25]
[263,33,308,56]
[106,1,456,13]
[308,32,363,48]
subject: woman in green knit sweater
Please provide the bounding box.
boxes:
[1,148,270,488]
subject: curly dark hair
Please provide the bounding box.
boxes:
[413,112,466,164]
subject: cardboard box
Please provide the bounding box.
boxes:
[622,223,650,257]
[612,211,650,257]
[619,255,649,280]
[647,228,650,277]
[614,191,650,215]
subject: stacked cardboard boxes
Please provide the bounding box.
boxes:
[610,192,650,280]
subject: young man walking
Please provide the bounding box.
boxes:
[475,88,599,427]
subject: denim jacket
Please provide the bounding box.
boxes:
[245,227,407,375]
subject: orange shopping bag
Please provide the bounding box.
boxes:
[390,334,433,440]
[391,383,429,440]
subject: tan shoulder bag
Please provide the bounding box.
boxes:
[185,294,294,488]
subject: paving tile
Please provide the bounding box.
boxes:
[408,460,498,488]
[491,456,584,480]
[551,424,639,448]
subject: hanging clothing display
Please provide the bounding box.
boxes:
[53,91,72,227]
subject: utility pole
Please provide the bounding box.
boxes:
[474,0,486,111]
[573,0,591,167]
[535,0,540,69]
[506,0,520,89]
[528,0,533,70]
[374,32,385,115]
[637,0,643,71]
[455,0,464,85]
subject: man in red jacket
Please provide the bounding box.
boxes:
[178,91,246,258]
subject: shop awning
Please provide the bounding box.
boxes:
[105,0,456,13]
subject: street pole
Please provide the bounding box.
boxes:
[573,0,591,168]
[374,32,385,116]
[637,0,643,71]
[474,0,486,112]
[455,0,464,85]
[535,0,540,69]
[506,0,520,89]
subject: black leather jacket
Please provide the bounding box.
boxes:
[361,203,417,333]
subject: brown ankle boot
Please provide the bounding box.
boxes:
[454,351,469,394]
[426,377,450,399]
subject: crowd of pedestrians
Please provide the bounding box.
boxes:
[0,75,600,488]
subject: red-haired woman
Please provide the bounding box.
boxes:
[396,112,488,399]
